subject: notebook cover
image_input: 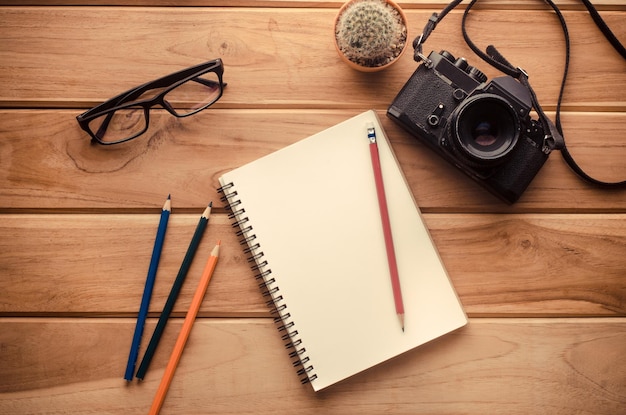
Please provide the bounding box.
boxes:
[218,110,467,391]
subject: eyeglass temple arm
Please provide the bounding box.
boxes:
[94,75,225,139]
[101,69,225,114]
[192,78,226,88]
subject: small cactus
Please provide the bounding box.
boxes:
[335,0,407,69]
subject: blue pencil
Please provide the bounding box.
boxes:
[124,195,172,381]
[135,202,212,380]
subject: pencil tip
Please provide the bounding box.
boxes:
[209,201,213,207]
[201,203,212,219]
[163,195,172,211]
[167,194,171,200]
[211,240,221,256]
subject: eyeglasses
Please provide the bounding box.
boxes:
[77,58,225,145]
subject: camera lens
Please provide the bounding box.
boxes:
[452,94,520,165]
[472,121,498,146]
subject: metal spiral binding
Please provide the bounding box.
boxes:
[217,183,317,386]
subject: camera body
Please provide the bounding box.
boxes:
[388,50,549,203]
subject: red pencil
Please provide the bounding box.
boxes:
[367,122,405,331]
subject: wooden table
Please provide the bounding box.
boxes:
[1,1,624,413]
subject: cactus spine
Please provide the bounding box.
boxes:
[335,0,407,68]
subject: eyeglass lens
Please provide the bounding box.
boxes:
[165,71,222,116]
[87,71,222,144]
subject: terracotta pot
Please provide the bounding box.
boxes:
[333,0,409,72]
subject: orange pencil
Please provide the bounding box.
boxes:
[148,241,221,415]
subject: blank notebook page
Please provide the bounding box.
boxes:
[218,110,467,391]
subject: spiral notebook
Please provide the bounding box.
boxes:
[218,110,467,391]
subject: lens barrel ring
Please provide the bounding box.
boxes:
[449,93,521,168]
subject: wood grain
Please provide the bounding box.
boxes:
[0,7,624,111]
[0,0,626,11]
[0,0,347,5]
[0,110,624,212]
[1,0,625,11]
[1,213,624,317]
[0,1,624,412]
[0,318,624,414]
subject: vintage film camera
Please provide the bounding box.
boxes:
[388,50,550,203]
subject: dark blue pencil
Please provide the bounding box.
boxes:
[124,195,172,381]
[135,202,212,380]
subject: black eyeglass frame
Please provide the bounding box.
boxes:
[76,58,225,145]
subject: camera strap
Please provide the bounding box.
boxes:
[412,0,626,188]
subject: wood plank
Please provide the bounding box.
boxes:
[1,0,625,11]
[1,213,624,317]
[0,1,623,414]
[0,213,265,316]
[0,8,624,110]
[0,110,624,212]
[0,317,624,414]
